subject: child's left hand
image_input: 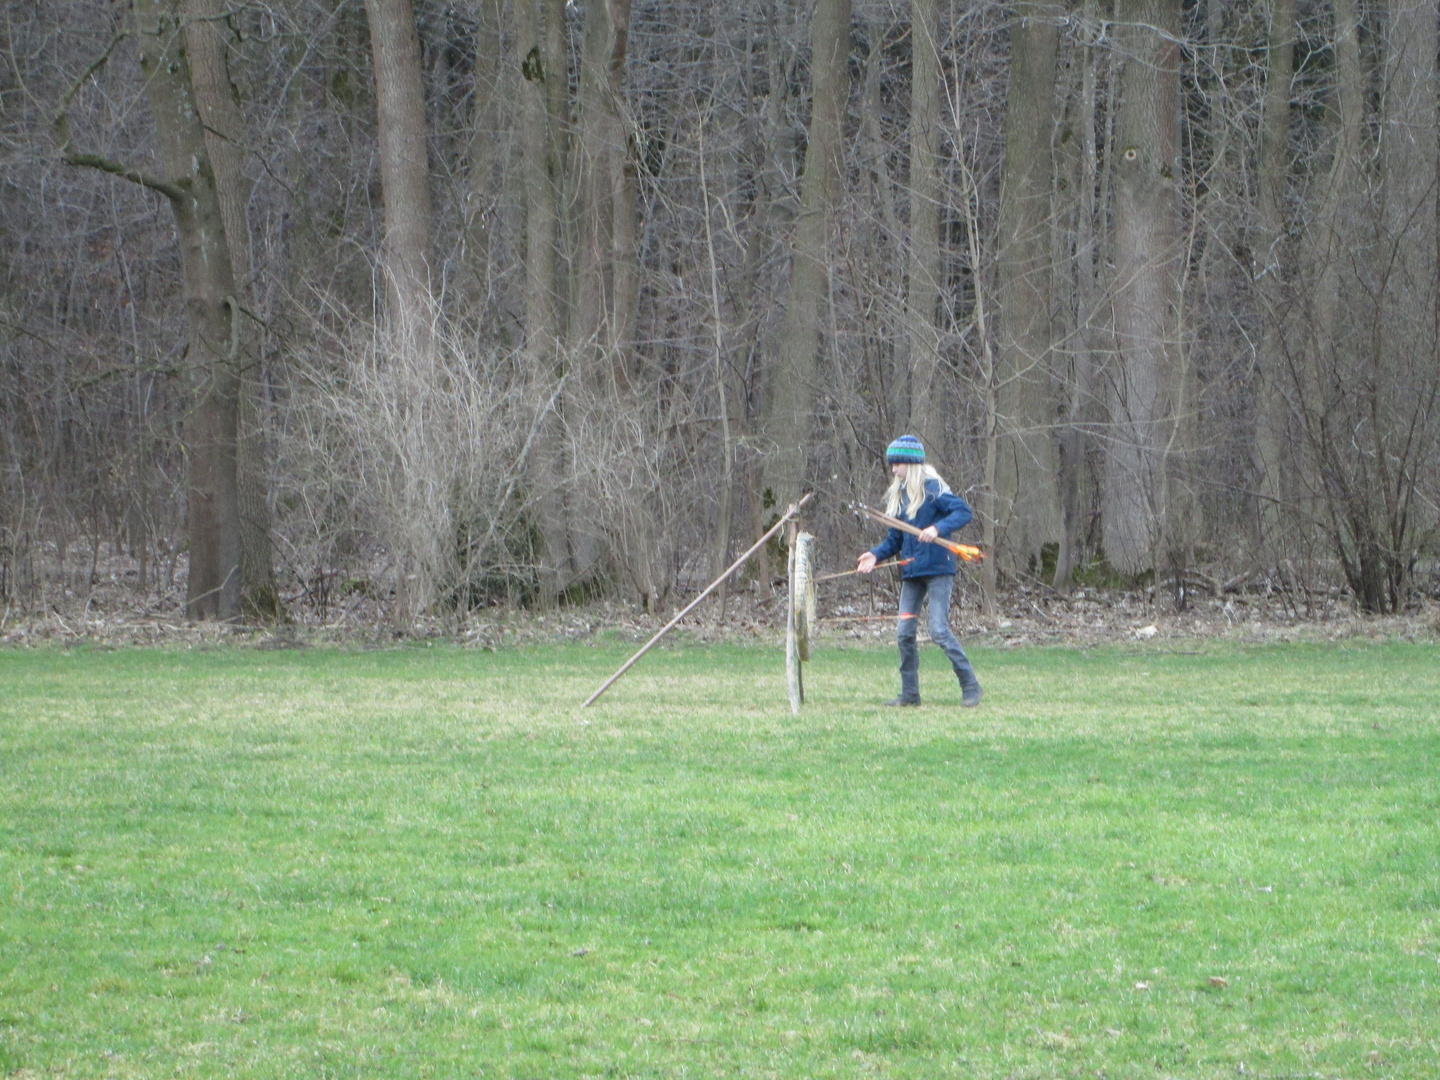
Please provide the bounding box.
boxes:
[918,526,939,543]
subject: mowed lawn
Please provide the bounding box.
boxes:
[1,638,1437,1078]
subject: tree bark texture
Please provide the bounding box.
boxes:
[517,0,571,605]
[1292,0,1368,602]
[571,0,639,388]
[1349,0,1437,610]
[136,0,242,620]
[760,0,851,510]
[365,0,444,622]
[364,0,435,354]
[903,0,945,450]
[573,0,656,607]
[184,0,279,621]
[1299,0,1362,452]
[1053,0,1104,588]
[1307,0,1359,385]
[859,16,905,429]
[464,0,514,338]
[994,1,1062,577]
[1102,0,1181,575]
[1379,0,1438,398]
[1252,0,1295,558]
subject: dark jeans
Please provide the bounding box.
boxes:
[897,574,978,700]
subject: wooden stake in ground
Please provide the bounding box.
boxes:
[582,493,813,708]
[785,519,802,715]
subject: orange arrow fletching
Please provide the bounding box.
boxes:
[853,503,984,561]
[938,539,984,561]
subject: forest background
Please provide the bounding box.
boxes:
[3,0,1439,631]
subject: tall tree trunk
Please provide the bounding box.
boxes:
[1293,0,1362,579]
[365,0,440,621]
[698,117,737,612]
[760,0,851,510]
[1305,0,1362,436]
[364,0,435,355]
[184,0,279,621]
[1379,3,1437,293]
[1369,0,1438,607]
[136,0,242,620]
[958,152,1002,616]
[1379,0,1438,407]
[994,1,1062,579]
[737,0,791,586]
[904,0,944,449]
[1101,0,1181,576]
[1054,0,1103,589]
[517,0,570,606]
[859,15,904,431]
[1253,0,1296,560]
[572,0,652,605]
[1292,0,1437,613]
[463,0,515,340]
[572,0,638,386]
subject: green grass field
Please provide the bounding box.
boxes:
[1,638,1437,1078]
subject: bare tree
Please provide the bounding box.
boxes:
[1102,0,1182,579]
[994,0,1063,578]
[56,0,243,620]
[461,0,518,343]
[515,0,570,605]
[365,0,435,354]
[571,0,640,385]
[1052,0,1108,589]
[1288,0,1440,611]
[363,0,447,621]
[184,0,280,620]
[901,0,944,448]
[760,0,851,510]
[1252,0,1296,559]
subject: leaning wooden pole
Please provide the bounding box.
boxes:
[582,493,813,708]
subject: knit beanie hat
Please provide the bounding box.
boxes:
[886,434,926,465]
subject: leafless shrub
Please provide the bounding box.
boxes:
[277,304,555,624]
[561,383,681,613]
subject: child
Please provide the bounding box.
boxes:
[856,435,983,707]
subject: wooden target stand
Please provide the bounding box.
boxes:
[583,493,814,710]
[785,519,816,715]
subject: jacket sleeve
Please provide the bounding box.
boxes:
[870,527,903,562]
[930,488,973,537]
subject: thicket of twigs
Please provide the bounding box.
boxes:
[3,534,1436,651]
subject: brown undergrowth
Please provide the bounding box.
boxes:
[2,543,1436,650]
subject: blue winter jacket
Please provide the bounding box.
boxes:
[869,479,975,579]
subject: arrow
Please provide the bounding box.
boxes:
[852,502,984,562]
[813,558,913,582]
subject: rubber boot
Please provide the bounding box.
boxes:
[892,631,921,705]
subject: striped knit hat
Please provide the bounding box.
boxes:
[886,434,926,465]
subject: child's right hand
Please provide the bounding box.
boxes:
[856,552,877,574]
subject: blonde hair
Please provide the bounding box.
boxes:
[884,463,948,519]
